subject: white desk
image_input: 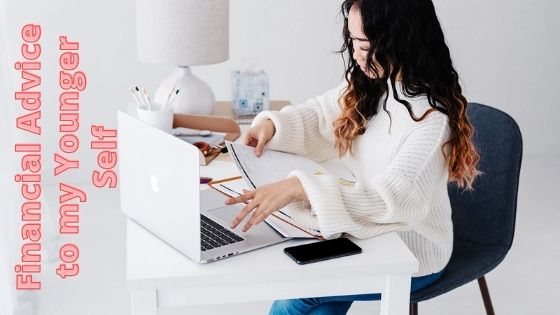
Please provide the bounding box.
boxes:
[126,156,418,315]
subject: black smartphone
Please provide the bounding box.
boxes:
[284,238,362,265]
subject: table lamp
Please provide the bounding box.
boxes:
[136,0,229,115]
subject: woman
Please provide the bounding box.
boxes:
[226,0,479,313]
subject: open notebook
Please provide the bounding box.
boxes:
[208,176,322,238]
[212,141,355,239]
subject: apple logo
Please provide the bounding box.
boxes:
[150,172,160,193]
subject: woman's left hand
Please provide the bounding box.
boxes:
[227,177,308,232]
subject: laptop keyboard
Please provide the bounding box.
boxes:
[200,215,244,251]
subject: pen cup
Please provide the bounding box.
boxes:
[136,103,174,134]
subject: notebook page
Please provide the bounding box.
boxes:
[225,141,329,189]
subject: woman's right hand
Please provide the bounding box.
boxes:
[243,119,275,157]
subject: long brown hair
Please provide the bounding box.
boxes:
[334,0,479,189]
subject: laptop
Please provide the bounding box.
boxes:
[117,110,289,263]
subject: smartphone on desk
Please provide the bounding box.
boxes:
[284,237,362,265]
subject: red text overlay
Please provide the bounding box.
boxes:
[13,23,118,291]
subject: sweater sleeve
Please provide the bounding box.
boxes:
[284,112,451,240]
[250,82,346,163]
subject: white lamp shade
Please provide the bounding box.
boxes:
[136,0,229,65]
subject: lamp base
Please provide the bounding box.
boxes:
[154,66,215,115]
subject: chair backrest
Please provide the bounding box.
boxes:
[448,103,523,250]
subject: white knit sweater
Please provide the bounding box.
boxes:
[252,82,453,276]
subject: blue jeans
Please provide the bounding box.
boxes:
[269,270,444,315]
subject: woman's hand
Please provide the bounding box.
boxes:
[227,177,308,232]
[243,119,275,157]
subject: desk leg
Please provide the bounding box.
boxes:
[131,289,157,315]
[380,274,411,315]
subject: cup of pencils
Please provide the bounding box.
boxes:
[131,85,179,134]
[136,103,173,134]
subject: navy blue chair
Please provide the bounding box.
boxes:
[409,103,523,315]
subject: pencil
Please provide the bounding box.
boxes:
[162,85,176,110]
[134,86,147,109]
[142,88,152,110]
[129,86,144,108]
[168,89,180,108]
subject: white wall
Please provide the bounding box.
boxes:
[1,0,558,313]
[0,0,346,186]
[1,0,558,187]
[434,0,560,157]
